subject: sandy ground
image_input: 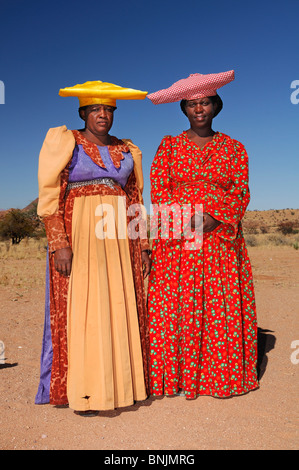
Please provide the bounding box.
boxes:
[0,246,298,451]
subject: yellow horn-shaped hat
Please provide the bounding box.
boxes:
[59,80,148,107]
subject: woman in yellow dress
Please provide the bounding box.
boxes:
[35,81,151,415]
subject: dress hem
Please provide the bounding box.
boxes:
[150,384,260,400]
[68,395,149,412]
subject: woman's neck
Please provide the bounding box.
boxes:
[186,127,216,149]
[188,126,215,139]
[80,128,111,146]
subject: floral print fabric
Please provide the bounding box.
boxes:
[147,131,259,399]
[71,130,130,169]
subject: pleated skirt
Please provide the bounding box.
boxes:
[67,194,147,411]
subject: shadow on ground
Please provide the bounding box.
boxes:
[257,327,276,380]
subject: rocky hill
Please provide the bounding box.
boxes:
[0,198,38,219]
[242,208,299,234]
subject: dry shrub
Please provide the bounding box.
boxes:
[243,220,259,234]
[244,234,259,247]
[277,221,298,235]
[244,232,299,249]
[260,225,269,234]
[266,234,291,246]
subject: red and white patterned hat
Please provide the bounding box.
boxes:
[147,70,235,104]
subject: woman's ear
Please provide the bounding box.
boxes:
[213,101,218,117]
[78,108,86,121]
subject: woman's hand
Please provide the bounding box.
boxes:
[142,251,152,278]
[190,212,221,233]
[202,212,221,232]
[54,247,73,277]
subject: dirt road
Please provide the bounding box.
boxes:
[0,246,298,450]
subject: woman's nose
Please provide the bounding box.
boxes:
[194,103,203,112]
[98,106,107,116]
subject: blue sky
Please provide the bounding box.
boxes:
[0,0,298,212]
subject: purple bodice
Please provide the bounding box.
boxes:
[68,144,134,188]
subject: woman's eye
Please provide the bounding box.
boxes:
[91,106,113,113]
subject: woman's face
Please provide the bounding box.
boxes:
[184,97,217,129]
[81,104,115,136]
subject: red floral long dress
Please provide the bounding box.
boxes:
[147,131,259,399]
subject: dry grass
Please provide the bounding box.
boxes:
[0,238,47,260]
[0,238,47,289]
[244,232,299,248]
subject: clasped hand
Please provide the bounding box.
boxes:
[190,212,221,233]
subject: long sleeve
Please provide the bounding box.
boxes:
[123,139,150,251]
[150,136,184,242]
[43,166,71,252]
[207,140,250,240]
[37,126,75,251]
[150,136,173,206]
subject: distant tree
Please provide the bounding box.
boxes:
[0,209,37,244]
[24,201,47,239]
[25,201,38,222]
[277,221,297,235]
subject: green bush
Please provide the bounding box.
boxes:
[0,209,37,244]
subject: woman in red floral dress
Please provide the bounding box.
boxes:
[147,70,259,399]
